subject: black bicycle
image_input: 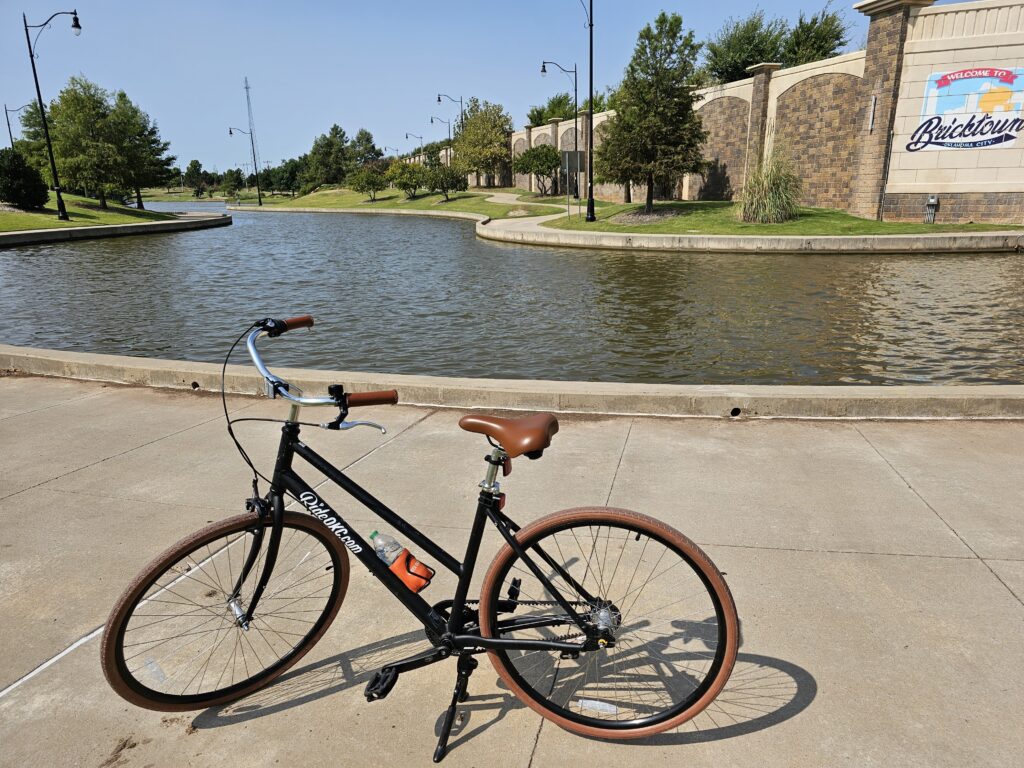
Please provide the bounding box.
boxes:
[102,316,739,762]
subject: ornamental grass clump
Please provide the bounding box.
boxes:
[738,151,802,223]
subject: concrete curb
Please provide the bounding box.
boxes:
[227,204,491,224]
[478,221,1024,254]
[2,344,1022,419]
[0,212,232,249]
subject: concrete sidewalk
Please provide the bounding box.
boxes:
[0,375,1021,766]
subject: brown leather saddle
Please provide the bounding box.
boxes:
[458,412,559,459]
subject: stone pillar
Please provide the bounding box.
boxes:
[547,119,561,194]
[848,0,935,219]
[523,126,534,192]
[744,62,782,175]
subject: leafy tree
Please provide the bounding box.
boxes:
[46,76,122,208]
[350,128,383,167]
[304,124,351,186]
[277,157,305,196]
[703,11,788,84]
[221,168,245,195]
[12,102,49,183]
[183,159,203,192]
[108,91,176,209]
[348,164,388,201]
[0,148,49,209]
[513,144,560,196]
[385,162,425,198]
[527,92,575,127]
[595,12,706,213]
[452,98,513,184]
[783,5,850,67]
[425,162,468,201]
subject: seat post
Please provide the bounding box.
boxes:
[480,447,506,495]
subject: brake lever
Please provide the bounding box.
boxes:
[321,419,387,434]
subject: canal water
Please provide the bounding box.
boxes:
[1,202,1021,385]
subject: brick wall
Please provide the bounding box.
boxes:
[692,96,750,200]
[774,73,867,209]
[882,192,1024,223]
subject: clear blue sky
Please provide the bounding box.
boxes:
[0,1,956,172]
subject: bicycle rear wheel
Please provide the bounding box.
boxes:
[102,511,348,711]
[479,507,738,738]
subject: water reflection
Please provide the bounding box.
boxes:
[0,202,1020,385]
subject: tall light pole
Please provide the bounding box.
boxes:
[541,60,578,198]
[430,116,452,165]
[405,132,423,162]
[229,127,261,205]
[437,93,464,133]
[581,0,596,221]
[23,9,81,221]
[4,102,33,147]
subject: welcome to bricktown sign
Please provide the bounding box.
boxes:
[907,66,1024,151]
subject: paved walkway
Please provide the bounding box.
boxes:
[1,375,1021,766]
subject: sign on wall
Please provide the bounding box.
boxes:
[907,67,1024,152]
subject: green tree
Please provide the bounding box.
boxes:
[425,162,468,202]
[595,12,707,213]
[350,128,383,167]
[46,76,122,208]
[348,164,388,201]
[452,98,513,184]
[304,124,351,186]
[221,168,245,196]
[183,159,203,192]
[385,162,425,198]
[783,5,850,67]
[0,148,49,209]
[108,91,176,209]
[12,102,48,182]
[703,11,788,84]
[527,92,575,127]
[513,144,560,196]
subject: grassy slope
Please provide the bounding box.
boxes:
[270,188,561,219]
[543,200,1021,235]
[0,193,175,232]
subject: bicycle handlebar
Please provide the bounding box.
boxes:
[245,318,399,409]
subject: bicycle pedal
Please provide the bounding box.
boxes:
[364,667,399,702]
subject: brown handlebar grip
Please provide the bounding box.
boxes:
[347,390,399,407]
[281,315,314,333]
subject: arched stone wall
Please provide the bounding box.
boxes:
[533,133,551,146]
[512,138,529,190]
[691,96,750,200]
[773,72,866,209]
[559,127,582,151]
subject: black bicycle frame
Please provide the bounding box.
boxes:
[245,422,594,654]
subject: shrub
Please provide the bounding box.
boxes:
[425,163,469,201]
[348,165,388,201]
[0,148,49,210]
[385,162,426,199]
[737,150,802,223]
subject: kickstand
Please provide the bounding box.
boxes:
[433,654,478,763]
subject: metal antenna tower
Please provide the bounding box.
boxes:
[244,77,261,171]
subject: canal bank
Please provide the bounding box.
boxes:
[229,199,1024,254]
[0,211,231,248]
[3,345,1022,419]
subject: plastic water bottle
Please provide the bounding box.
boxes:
[369,530,435,593]
[370,530,404,565]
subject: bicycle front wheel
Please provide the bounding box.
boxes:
[479,507,738,739]
[102,511,349,711]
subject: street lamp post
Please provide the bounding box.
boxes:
[229,127,261,206]
[541,60,578,199]
[436,93,464,134]
[430,116,451,165]
[22,9,81,221]
[405,132,423,163]
[582,0,596,221]
[4,103,33,147]
[382,145,399,156]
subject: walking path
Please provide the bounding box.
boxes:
[1,375,1021,766]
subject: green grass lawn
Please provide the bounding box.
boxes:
[543,200,1022,235]
[517,192,615,208]
[0,193,175,232]
[267,187,562,219]
[141,188,228,202]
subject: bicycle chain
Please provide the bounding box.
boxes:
[465,599,590,644]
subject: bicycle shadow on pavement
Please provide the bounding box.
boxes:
[191,628,816,753]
